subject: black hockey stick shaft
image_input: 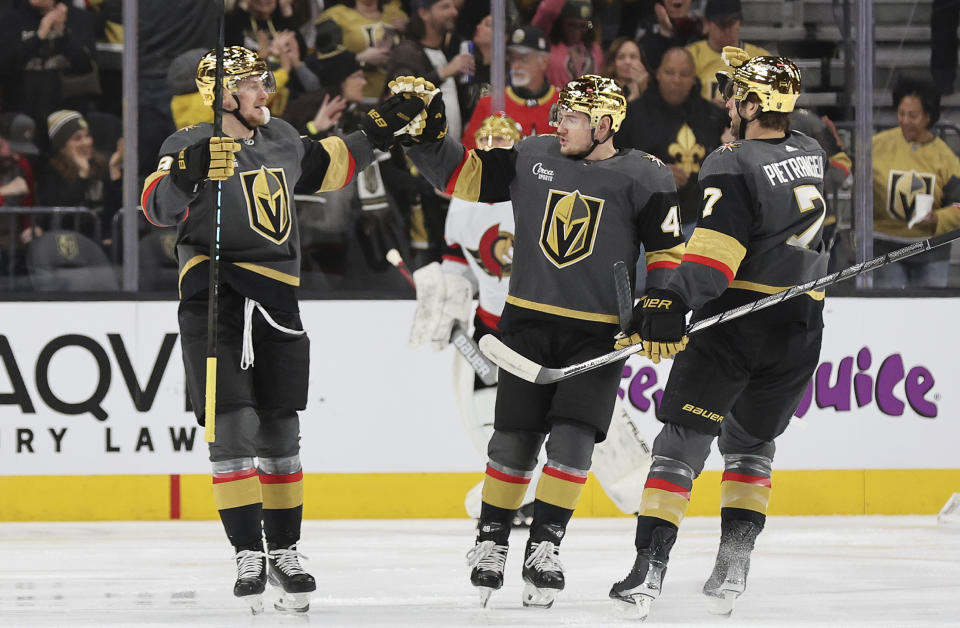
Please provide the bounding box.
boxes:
[613,260,634,334]
[203,0,225,443]
[385,249,498,385]
[483,227,960,384]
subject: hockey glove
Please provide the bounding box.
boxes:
[359,94,427,151]
[405,93,447,144]
[168,136,242,194]
[615,289,689,364]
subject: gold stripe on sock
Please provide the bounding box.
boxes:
[482,475,529,510]
[534,470,586,510]
[721,481,771,514]
[638,487,690,526]
[261,480,303,510]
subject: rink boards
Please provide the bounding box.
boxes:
[0,298,957,521]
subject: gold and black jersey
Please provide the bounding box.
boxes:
[406,135,684,333]
[664,131,829,327]
[872,127,960,241]
[141,121,373,310]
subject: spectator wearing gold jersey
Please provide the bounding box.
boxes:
[686,0,768,105]
[872,78,960,288]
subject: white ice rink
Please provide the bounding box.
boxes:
[1,516,958,627]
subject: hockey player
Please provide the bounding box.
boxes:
[608,48,827,620]
[372,74,683,609]
[141,46,422,614]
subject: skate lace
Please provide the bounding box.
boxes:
[269,545,309,576]
[466,540,508,571]
[524,541,563,573]
[236,549,266,580]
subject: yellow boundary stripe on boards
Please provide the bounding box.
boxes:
[0,470,958,521]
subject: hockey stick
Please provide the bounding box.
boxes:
[203,0,226,443]
[385,249,498,385]
[613,260,634,334]
[479,228,960,384]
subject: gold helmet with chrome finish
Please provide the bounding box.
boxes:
[552,74,627,132]
[716,46,801,113]
[196,46,276,106]
[475,113,524,148]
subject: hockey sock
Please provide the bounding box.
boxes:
[259,455,304,549]
[529,460,589,543]
[212,459,264,550]
[635,457,693,549]
[719,454,772,530]
[481,460,534,521]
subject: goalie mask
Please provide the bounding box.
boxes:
[716,47,801,114]
[196,46,276,129]
[474,113,523,150]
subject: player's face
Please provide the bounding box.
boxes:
[897,95,931,143]
[556,109,594,155]
[228,76,270,126]
[725,95,756,139]
[341,70,367,103]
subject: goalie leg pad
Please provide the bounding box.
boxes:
[591,398,653,514]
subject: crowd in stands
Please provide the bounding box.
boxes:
[0,0,958,293]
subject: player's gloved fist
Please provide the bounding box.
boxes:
[636,289,690,364]
[168,136,241,194]
[360,93,427,151]
[405,93,447,144]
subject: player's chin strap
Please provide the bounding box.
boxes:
[225,94,271,131]
[566,126,614,161]
[736,101,756,139]
[240,297,305,370]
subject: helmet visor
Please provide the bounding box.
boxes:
[233,71,276,96]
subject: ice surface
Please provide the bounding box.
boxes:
[0,516,958,627]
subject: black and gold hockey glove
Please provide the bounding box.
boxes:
[615,289,689,364]
[360,94,427,151]
[405,94,447,144]
[168,136,242,194]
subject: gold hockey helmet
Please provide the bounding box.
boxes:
[716,46,801,113]
[195,46,276,106]
[474,113,524,148]
[552,74,627,132]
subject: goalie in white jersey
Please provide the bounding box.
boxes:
[408,114,652,529]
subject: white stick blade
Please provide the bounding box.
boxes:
[478,335,541,383]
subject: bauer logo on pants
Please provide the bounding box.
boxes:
[539,189,604,268]
[240,166,291,244]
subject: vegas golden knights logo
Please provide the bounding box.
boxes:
[886,169,935,222]
[539,189,604,267]
[240,166,291,244]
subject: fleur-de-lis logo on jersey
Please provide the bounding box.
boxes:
[668,124,706,174]
[540,189,604,267]
[467,223,514,278]
[240,166,291,244]
[887,169,935,222]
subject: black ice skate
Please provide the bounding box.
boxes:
[702,520,761,616]
[267,543,316,613]
[609,525,677,621]
[466,521,509,608]
[521,525,565,609]
[233,547,268,615]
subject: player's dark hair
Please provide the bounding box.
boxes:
[744,93,791,132]
[892,77,940,128]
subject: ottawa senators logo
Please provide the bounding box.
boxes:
[539,189,604,268]
[240,166,291,244]
[886,169,935,222]
[466,223,513,278]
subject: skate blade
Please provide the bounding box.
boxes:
[274,591,311,613]
[477,586,494,608]
[239,593,264,615]
[521,582,558,608]
[705,590,739,616]
[613,594,653,621]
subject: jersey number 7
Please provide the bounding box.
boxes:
[699,185,826,249]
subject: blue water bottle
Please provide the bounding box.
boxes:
[458,41,474,84]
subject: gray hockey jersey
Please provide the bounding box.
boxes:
[406,134,684,332]
[142,120,373,309]
[664,131,829,326]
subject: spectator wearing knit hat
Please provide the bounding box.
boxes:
[33,110,123,249]
[284,47,367,138]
